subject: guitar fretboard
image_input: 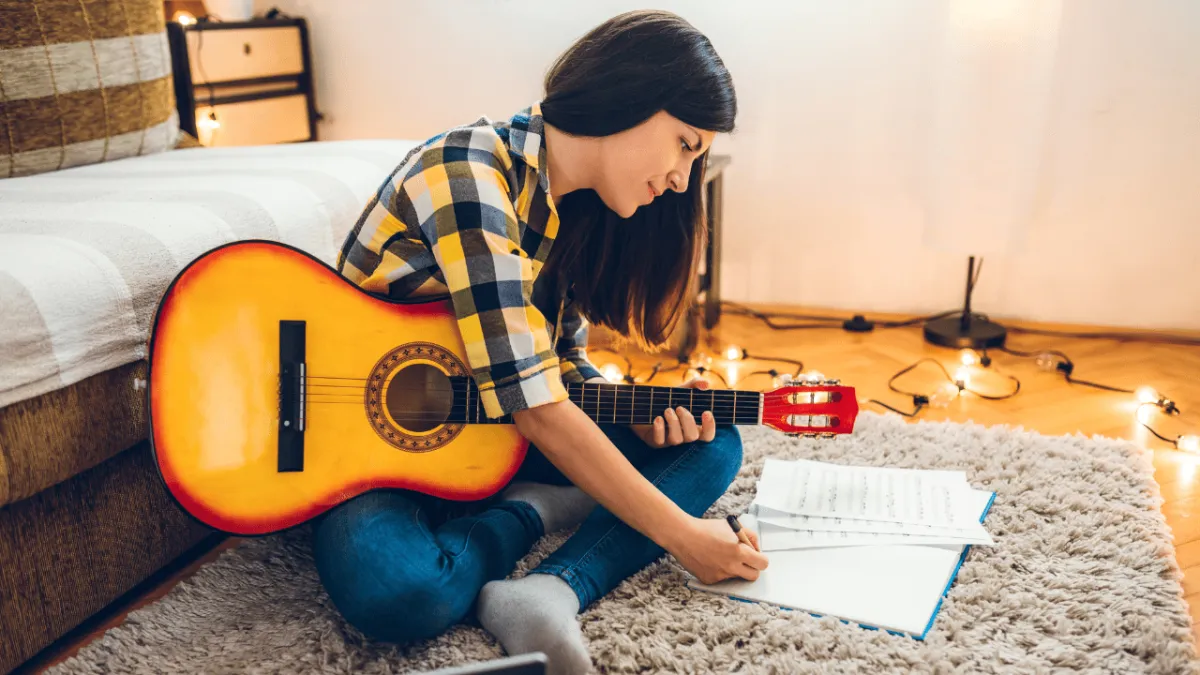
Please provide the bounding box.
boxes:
[453,379,763,426]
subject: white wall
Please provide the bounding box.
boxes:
[255,0,1200,330]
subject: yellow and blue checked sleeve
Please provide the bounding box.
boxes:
[388,130,569,418]
[556,301,604,384]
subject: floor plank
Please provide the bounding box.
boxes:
[1177,540,1200,571]
[1190,596,1200,644]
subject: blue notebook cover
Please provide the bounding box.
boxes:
[693,491,997,640]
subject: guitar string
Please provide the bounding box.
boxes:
[302,403,768,415]
[304,403,769,416]
[304,408,763,422]
[305,385,799,412]
[297,374,825,413]
[300,377,823,423]
[305,382,760,398]
[303,402,800,421]
[305,393,771,417]
[307,402,767,417]
[306,377,763,395]
[305,375,830,393]
[307,393,758,410]
[304,383,767,410]
[305,394,761,409]
[305,393,762,411]
[306,378,758,391]
[299,400,804,422]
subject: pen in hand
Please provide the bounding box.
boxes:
[726,514,761,552]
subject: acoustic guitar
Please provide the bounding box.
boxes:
[147,240,859,536]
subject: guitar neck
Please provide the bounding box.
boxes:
[566,382,763,426]
[459,380,763,426]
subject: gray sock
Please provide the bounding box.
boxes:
[477,573,591,675]
[502,482,596,534]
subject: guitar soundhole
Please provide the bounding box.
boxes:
[386,364,453,433]
[365,342,467,452]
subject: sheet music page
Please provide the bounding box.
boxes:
[753,458,976,527]
[757,520,994,551]
[753,505,993,540]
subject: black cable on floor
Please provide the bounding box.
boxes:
[721,300,1200,346]
[636,361,685,384]
[866,398,926,418]
[997,345,1133,394]
[888,357,1020,401]
[1141,420,1177,445]
[741,350,805,377]
[693,367,729,387]
[1007,325,1200,347]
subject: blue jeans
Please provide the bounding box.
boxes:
[310,423,743,643]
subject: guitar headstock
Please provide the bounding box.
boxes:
[762,375,859,437]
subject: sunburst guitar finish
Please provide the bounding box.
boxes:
[148,241,860,536]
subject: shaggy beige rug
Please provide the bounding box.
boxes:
[47,413,1198,674]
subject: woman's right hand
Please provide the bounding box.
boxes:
[668,517,770,585]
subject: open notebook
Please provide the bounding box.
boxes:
[689,488,996,640]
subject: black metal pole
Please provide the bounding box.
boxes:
[960,256,975,331]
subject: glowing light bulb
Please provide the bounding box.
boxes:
[803,370,824,384]
[954,366,972,387]
[929,382,960,408]
[960,350,979,366]
[174,11,196,26]
[1137,404,1156,424]
[601,363,623,383]
[1179,435,1200,454]
[1034,352,1059,371]
[692,352,714,369]
[724,345,744,361]
[197,110,221,131]
[1135,386,1160,405]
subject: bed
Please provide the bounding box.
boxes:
[0,138,417,671]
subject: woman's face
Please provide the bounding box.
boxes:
[595,111,717,218]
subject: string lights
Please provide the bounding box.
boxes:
[586,306,1196,455]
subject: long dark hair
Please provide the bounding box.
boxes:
[540,10,736,350]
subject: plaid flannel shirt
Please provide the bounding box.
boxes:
[336,103,603,419]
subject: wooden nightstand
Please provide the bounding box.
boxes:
[166,18,319,146]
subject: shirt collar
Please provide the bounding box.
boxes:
[506,102,551,192]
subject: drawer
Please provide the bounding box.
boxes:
[196,95,310,147]
[187,26,303,84]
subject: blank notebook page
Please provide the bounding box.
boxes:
[690,489,995,638]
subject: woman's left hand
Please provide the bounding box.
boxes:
[631,377,717,448]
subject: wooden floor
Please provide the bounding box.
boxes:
[17,303,1200,672]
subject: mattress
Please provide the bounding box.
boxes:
[0,139,419,409]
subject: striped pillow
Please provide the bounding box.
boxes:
[0,0,180,178]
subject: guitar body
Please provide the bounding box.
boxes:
[150,241,861,537]
[149,240,526,536]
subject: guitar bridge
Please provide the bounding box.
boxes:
[279,320,306,472]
